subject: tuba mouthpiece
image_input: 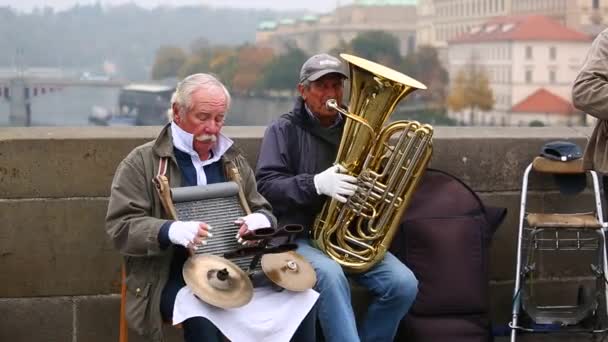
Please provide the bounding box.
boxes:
[326,99,338,110]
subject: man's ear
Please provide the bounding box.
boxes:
[172,102,180,122]
[297,83,305,100]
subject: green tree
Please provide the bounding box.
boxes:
[447,63,494,125]
[258,46,309,91]
[529,120,545,127]
[329,39,353,58]
[401,45,449,109]
[350,31,401,68]
[150,46,187,80]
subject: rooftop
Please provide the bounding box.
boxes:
[450,15,592,44]
[511,88,576,115]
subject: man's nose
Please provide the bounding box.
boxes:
[324,87,338,98]
[204,120,220,133]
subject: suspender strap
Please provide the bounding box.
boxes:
[225,159,252,215]
[157,157,168,178]
[152,157,178,220]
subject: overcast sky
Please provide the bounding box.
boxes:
[0,0,354,13]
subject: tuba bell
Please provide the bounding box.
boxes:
[312,54,433,273]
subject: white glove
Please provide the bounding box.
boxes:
[234,212,271,232]
[313,165,358,203]
[235,213,271,245]
[168,221,212,248]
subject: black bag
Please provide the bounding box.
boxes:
[391,169,506,342]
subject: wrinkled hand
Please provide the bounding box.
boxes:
[313,164,358,203]
[168,221,212,250]
[235,212,271,246]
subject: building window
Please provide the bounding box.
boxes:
[525,46,533,59]
[549,46,556,60]
[593,0,600,10]
[549,69,556,83]
[525,70,533,83]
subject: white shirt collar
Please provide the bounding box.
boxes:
[170,121,233,165]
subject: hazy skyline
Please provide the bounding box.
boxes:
[0,0,353,13]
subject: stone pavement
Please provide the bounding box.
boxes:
[495,333,608,341]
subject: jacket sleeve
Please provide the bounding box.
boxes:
[573,31,608,119]
[235,154,278,229]
[255,122,323,216]
[105,151,170,257]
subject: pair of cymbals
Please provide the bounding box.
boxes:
[183,252,317,309]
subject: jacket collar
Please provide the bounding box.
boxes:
[152,122,240,162]
[285,96,345,148]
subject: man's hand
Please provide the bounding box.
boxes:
[313,164,358,203]
[168,221,213,249]
[235,212,271,246]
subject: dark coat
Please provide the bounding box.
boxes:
[255,96,344,233]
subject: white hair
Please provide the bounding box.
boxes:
[167,73,231,121]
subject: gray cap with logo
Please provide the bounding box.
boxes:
[299,53,348,83]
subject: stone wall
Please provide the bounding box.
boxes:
[0,125,597,341]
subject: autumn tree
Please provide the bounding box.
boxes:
[150,46,187,80]
[447,62,494,125]
[231,45,274,95]
[177,46,238,87]
[207,47,238,88]
[176,45,219,79]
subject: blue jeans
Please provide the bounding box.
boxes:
[296,238,418,342]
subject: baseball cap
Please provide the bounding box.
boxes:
[299,53,348,83]
[539,141,586,195]
[540,140,583,162]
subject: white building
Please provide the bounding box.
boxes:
[447,15,591,126]
[417,0,607,62]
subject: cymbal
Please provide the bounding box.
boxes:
[183,254,253,309]
[261,251,316,292]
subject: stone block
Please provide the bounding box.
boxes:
[75,295,182,342]
[0,297,73,342]
[0,198,120,297]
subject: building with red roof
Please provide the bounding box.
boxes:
[446,15,592,126]
[417,0,606,52]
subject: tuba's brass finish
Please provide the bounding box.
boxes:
[312,54,433,273]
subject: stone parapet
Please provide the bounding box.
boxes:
[0,126,597,340]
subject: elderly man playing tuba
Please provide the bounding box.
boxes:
[105,73,317,342]
[255,54,419,342]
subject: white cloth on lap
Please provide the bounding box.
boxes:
[173,286,319,342]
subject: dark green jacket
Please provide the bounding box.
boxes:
[105,123,275,341]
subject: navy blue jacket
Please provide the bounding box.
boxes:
[255,97,344,234]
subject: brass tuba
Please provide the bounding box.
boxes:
[312,54,433,273]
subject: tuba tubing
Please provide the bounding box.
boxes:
[312,54,433,273]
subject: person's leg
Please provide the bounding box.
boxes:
[182,317,223,342]
[296,238,360,342]
[352,252,418,342]
[161,278,223,342]
[290,303,317,342]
